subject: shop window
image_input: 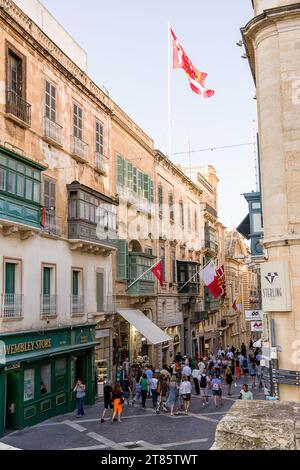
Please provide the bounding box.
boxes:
[24,368,35,402]
[40,364,51,395]
[55,358,66,391]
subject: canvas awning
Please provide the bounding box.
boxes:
[117,308,172,345]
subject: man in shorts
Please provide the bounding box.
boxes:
[199,368,210,406]
[211,375,222,408]
[100,380,113,422]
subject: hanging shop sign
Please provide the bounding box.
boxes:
[261,261,292,312]
[245,309,263,321]
[251,321,263,332]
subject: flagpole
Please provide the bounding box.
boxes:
[167,20,172,158]
[126,259,161,291]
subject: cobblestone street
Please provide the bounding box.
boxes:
[1,378,264,451]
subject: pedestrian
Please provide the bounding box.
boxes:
[145,365,153,397]
[198,357,205,374]
[192,365,200,395]
[242,356,249,379]
[100,380,113,422]
[73,379,86,418]
[235,357,241,380]
[139,373,148,409]
[256,360,263,390]
[121,375,131,406]
[167,376,180,416]
[156,371,169,413]
[211,374,222,408]
[249,361,257,388]
[199,368,210,406]
[225,366,233,396]
[132,373,141,407]
[241,342,247,357]
[111,383,123,422]
[171,360,182,380]
[239,383,253,400]
[182,362,192,381]
[149,373,158,407]
[179,375,192,415]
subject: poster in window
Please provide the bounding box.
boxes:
[24,368,35,402]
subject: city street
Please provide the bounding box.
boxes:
[0,378,264,451]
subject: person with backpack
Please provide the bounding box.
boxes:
[121,375,131,406]
[192,365,200,395]
[225,366,234,396]
[242,356,249,379]
[199,368,210,406]
[211,375,222,408]
[139,373,149,409]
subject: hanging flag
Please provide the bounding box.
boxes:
[216,265,226,301]
[199,260,222,298]
[232,297,243,312]
[151,261,163,287]
[170,27,214,98]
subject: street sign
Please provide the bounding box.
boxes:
[273,379,300,386]
[251,321,263,332]
[245,309,263,321]
[272,368,300,376]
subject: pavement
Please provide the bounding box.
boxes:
[0,377,265,451]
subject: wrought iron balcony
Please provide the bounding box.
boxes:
[6,90,31,126]
[71,295,84,315]
[1,294,23,319]
[43,116,63,147]
[205,298,220,312]
[71,136,88,163]
[95,152,108,175]
[203,203,218,219]
[41,295,57,316]
[41,208,61,236]
[205,239,218,252]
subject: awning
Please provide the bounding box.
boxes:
[236,214,250,239]
[117,309,172,345]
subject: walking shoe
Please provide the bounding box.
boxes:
[76,415,81,418]
[100,418,105,423]
[118,419,122,422]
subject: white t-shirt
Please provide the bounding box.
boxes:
[192,368,200,379]
[182,365,191,377]
[150,378,158,390]
[179,381,192,395]
[198,362,205,373]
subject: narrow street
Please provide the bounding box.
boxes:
[1,378,264,451]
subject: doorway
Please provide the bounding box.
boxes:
[5,371,20,431]
[75,355,86,385]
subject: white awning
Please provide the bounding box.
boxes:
[117,309,172,345]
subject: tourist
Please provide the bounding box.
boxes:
[111,383,123,422]
[256,360,263,390]
[73,379,86,418]
[249,361,257,389]
[145,365,153,397]
[149,373,158,407]
[132,370,142,406]
[242,355,249,379]
[211,374,222,408]
[239,383,253,400]
[179,375,192,415]
[192,365,200,395]
[168,375,180,416]
[199,368,210,406]
[225,366,234,396]
[156,371,169,413]
[241,342,247,357]
[182,361,192,381]
[139,373,149,409]
[235,356,241,380]
[100,380,113,422]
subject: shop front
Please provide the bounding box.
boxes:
[94,328,111,397]
[0,324,96,437]
[161,326,182,366]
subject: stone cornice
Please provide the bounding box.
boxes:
[263,234,300,248]
[0,0,154,152]
[241,3,300,82]
[154,150,202,198]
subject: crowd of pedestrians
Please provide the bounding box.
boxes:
[97,340,262,423]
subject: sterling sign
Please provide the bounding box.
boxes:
[245,310,263,321]
[261,261,292,312]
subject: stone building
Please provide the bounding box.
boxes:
[242,0,300,401]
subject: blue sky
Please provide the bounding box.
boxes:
[43,0,256,228]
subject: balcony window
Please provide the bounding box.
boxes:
[96,120,104,155]
[71,269,84,314]
[73,103,83,140]
[41,265,56,316]
[45,80,56,123]
[1,260,23,318]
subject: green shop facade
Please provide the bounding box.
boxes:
[0,324,96,437]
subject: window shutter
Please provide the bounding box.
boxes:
[143,174,149,200]
[133,167,137,192]
[117,239,128,280]
[44,178,56,209]
[117,156,124,186]
[138,171,143,196]
[96,272,104,311]
[5,263,15,294]
[149,179,153,203]
[127,162,133,189]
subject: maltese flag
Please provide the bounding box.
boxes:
[199,260,222,298]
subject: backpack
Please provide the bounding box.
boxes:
[242,358,248,368]
[200,374,207,388]
[212,380,220,391]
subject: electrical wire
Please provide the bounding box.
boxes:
[171,142,254,157]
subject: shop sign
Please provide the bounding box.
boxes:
[261,261,292,312]
[251,321,263,332]
[5,339,52,356]
[245,310,263,321]
[95,329,110,339]
[5,362,21,371]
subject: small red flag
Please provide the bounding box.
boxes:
[151,261,163,287]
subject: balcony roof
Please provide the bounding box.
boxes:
[67,181,118,206]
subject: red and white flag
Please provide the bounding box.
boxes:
[170,27,214,98]
[151,261,163,287]
[199,260,222,298]
[216,265,226,301]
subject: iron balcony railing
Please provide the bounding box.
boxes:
[41,295,57,316]
[43,116,63,146]
[41,208,61,236]
[71,135,88,162]
[6,90,31,125]
[71,295,84,314]
[95,152,108,175]
[1,294,23,318]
